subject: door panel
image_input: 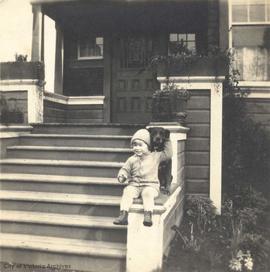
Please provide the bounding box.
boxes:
[111,35,159,124]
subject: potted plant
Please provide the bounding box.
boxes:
[151,81,190,124]
[152,49,229,78]
[0,54,44,82]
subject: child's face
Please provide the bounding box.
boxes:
[132,139,149,156]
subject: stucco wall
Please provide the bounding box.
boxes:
[0,91,28,124]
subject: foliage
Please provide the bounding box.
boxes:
[229,250,253,271]
[153,84,190,100]
[0,95,24,125]
[162,45,270,271]
[223,95,270,193]
[15,53,28,62]
[151,82,190,123]
[222,50,270,196]
[172,189,269,271]
[150,45,229,79]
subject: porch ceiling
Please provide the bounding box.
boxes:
[34,0,207,34]
[31,0,204,4]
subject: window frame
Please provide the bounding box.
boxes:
[231,0,270,25]
[77,36,104,60]
[229,0,270,83]
[168,32,197,55]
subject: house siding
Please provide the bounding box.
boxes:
[43,100,66,123]
[185,90,210,195]
[66,104,104,123]
[43,99,104,123]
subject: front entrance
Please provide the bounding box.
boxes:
[111,34,159,124]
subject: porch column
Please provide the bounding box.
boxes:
[207,0,219,49]
[54,23,64,94]
[219,0,230,50]
[31,4,44,62]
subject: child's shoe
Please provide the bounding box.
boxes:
[113,210,128,225]
[143,211,153,227]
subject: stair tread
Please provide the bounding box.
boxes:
[0,173,121,185]
[0,190,166,210]
[0,158,124,167]
[32,122,143,127]
[0,190,121,205]
[0,210,126,229]
[7,146,132,153]
[21,134,132,139]
[0,233,126,258]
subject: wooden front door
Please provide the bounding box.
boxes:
[111,34,159,124]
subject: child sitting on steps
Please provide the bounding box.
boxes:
[113,128,172,227]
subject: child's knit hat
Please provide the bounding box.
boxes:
[131,129,150,146]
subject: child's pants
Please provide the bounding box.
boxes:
[120,185,159,212]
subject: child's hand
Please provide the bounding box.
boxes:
[118,175,127,183]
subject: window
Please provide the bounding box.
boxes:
[78,36,104,60]
[168,33,196,55]
[232,0,270,23]
[231,0,270,81]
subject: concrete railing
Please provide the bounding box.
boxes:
[0,80,43,124]
[126,124,188,272]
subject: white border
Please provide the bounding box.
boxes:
[0,80,43,123]
[44,92,105,105]
[158,76,224,213]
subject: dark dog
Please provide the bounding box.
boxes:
[147,127,173,195]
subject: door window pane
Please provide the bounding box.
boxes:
[120,36,152,69]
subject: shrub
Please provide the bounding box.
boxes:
[222,93,270,197]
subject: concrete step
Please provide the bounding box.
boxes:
[0,190,121,217]
[0,211,127,243]
[0,233,126,272]
[0,173,124,196]
[31,123,144,135]
[7,145,132,162]
[19,134,132,148]
[0,159,123,177]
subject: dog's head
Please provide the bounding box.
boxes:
[147,127,170,152]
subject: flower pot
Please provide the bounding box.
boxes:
[0,62,44,80]
[157,55,228,77]
[151,89,189,124]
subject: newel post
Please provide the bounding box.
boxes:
[126,123,189,272]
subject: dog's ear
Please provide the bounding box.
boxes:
[165,129,170,139]
[147,127,153,135]
[146,128,155,152]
